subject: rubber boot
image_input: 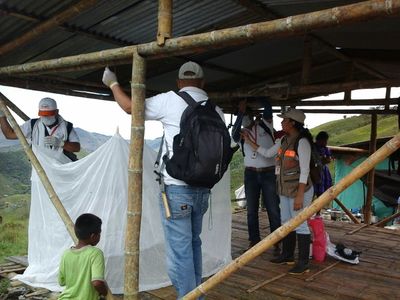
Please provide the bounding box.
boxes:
[289,234,311,275]
[270,231,296,265]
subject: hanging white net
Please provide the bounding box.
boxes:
[14,134,232,293]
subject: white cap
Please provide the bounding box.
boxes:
[178,61,204,79]
[38,97,57,116]
[278,108,306,124]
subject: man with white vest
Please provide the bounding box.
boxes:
[0,97,80,161]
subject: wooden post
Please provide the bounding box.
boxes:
[374,211,400,227]
[1,0,399,75]
[364,113,377,224]
[385,87,391,110]
[301,35,312,85]
[124,50,146,300]
[0,100,77,244]
[157,0,173,46]
[183,133,400,299]
[334,198,360,224]
[344,63,354,104]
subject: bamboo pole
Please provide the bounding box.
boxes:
[0,0,399,75]
[0,0,98,56]
[346,224,369,235]
[157,0,173,46]
[0,93,29,121]
[333,198,360,224]
[124,50,146,300]
[305,261,341,282]
[374,211,400,227]
[183,133,400,299]
[247,273,287,293]
[0,100,77,244]
[364,114,377,224]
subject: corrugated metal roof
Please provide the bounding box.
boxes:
[0,0,399,110]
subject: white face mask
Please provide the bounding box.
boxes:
[41,116,56,126]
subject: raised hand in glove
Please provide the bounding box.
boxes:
[43,136,64,148]
[102,67,119,88]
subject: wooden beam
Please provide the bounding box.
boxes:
[0,0,98,56]
[157,0,173,46]
[374,211,400,227]
[334,198,360,224]
[1,0,399,76]
[301,35,312,85]
[364,113,377,224]
[385,87,391,110]
[184,133,400,299]
[124,50,146,300]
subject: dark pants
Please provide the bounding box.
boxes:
[244,168,281,243]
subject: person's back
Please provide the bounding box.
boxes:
[59,245,105,300]
[58,213,108,300]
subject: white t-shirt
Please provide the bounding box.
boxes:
[145,86,225,186]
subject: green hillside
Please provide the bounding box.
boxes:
[0,151,31,197]
[310,115,398,146]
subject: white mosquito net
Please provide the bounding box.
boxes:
[14,133,232,293]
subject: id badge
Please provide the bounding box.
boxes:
[251,152,257,159]
[275,165,280,175]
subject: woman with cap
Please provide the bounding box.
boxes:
[242,107,314,275]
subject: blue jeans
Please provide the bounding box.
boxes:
[280,186,314,234]
[244,169,281,243]
[160,185,210,299]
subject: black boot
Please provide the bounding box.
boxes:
[289,234,311,275]
[270,231,296,265]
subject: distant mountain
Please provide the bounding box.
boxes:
[0,127,159,197]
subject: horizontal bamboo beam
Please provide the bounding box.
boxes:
[0,0,98,56]
[210,79,400,99]
[328,146,369,154]
[184,133,400,299]
[0,0,399,76]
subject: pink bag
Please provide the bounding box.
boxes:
[308,216,327,262]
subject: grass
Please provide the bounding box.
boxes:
[0,194,30,264]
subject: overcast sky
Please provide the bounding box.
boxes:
[1,85,398,140]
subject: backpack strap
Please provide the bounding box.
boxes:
[176,91,206,108]
[258,120,275,143]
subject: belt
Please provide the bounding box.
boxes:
[245,166,275,172]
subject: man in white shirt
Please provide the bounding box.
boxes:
[232,100,281,255]
[102,62,224,299]
[0,97,80,161]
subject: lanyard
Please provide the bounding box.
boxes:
[49,124,60,136]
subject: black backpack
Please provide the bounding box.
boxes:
[294,135,323,185]
[163,92,234,189]
[31,118,78,162]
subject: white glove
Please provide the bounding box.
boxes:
[102,67,119,88]
[43,136,64,148]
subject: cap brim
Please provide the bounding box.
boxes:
[38,110,57,116]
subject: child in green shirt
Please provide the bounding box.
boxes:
[58,213,108,300]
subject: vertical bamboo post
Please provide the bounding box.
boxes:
[385,87,391,110]
[0,100,77,244]
[157,0,172,46]
[124,50,146,300]
[301,35,312,85]
[364,113,377,224]
[183,133,400,299]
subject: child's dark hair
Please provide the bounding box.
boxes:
[316,131,329,141]
[74,213,102,240]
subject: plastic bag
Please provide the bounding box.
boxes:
[308,215,327,262]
